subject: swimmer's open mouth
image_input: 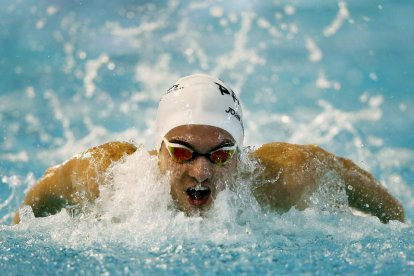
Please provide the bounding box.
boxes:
[186,185,211,206]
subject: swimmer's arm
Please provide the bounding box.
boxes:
[338,157,405,223]
[298,144,405,223]
[250,142,322,213]
[13,141,137,224]
[250,142,404,223]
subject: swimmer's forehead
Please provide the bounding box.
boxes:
[165,125,236,148]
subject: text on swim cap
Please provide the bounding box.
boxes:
[225,107,241,121]
[216,82,244,132]
[215,82,240,106]
[225,106,244,132]
[166,84,184,94]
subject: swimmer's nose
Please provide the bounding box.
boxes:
[188,156,212,183]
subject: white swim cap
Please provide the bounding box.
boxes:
[155,74,244,151]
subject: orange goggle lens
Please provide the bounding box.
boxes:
[169,147,193,162]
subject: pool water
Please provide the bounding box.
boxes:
[1,0,414,274]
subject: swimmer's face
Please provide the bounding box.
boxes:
[158,125,238,215]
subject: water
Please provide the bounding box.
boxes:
[1,0,414,274]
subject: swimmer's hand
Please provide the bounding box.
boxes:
[251,142,404,223]
[12,141,137,224]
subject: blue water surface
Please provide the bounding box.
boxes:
[1,0,414,274]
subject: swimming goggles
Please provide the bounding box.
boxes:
[163,138,237,165]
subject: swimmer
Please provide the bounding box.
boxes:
[13,74,404,224]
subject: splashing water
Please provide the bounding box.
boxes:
[2,147,413,274]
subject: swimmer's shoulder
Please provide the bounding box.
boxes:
[87,141,138,159]
[68,141,139,174]
[81,140,158,160]
[14,141,145,224]
[92,141,157,156]
[251,142,333,167]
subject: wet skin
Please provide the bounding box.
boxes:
[158,125,238,215]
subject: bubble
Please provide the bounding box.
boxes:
[36,20,45,29]
[284,5,296,15]
[369,72,378,81]
[25,87,35,98]
[368,95,384,108]
[78,51,87,59]
[107,63,116,70]
[47,6,58,15]
[184,48,194,56]
[281,115,290,124]
[210,6,224,17]
[257,18,270,29]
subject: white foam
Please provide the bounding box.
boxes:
[25,87,35,98]
[210,6,224,18]
[323,1,350,37]
[84,54,110,98]
[7,155,406,253]
[46,6,58,15]
[0,151,29,162]
[212,12,266,80]
[284,5,296,16]
[305,36,323,62]
[36,19,45,29]
[316,71,341,90]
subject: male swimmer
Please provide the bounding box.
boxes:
[13,74,404,224]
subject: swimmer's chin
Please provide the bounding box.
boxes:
[173,199,213,217]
